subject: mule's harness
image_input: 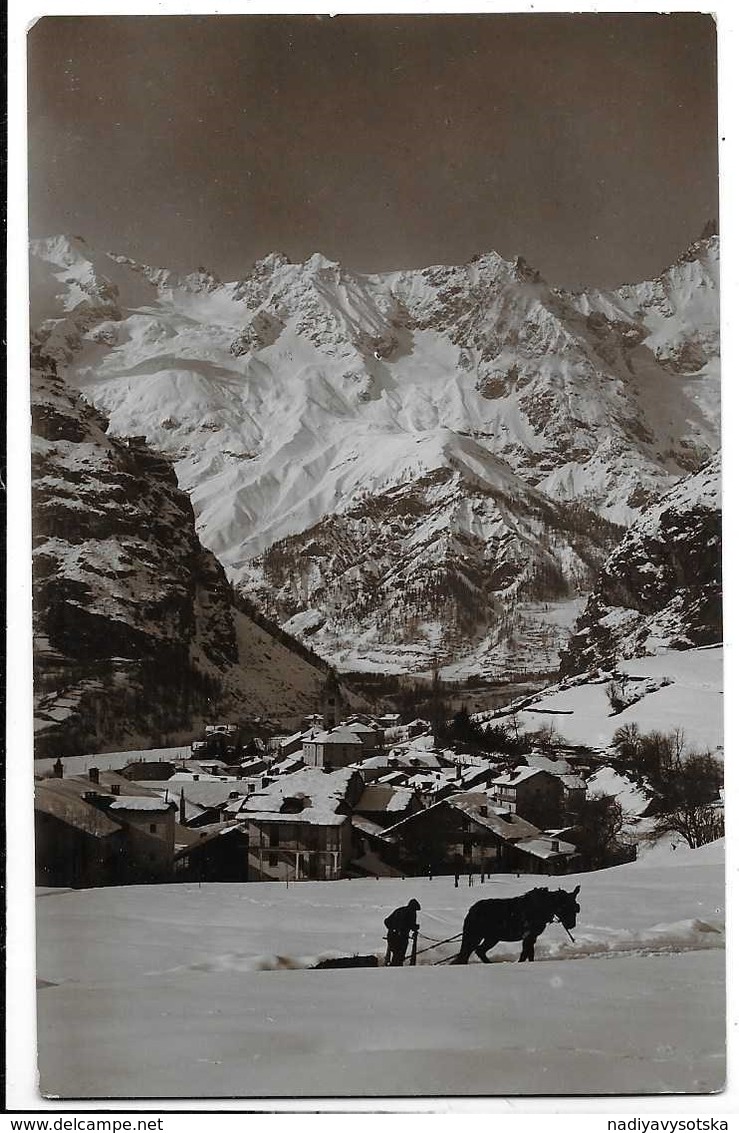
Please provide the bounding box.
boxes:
[553,913,576,943]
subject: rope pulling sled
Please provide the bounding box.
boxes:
[313,907,577,970]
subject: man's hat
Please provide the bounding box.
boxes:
[408,898,421,910]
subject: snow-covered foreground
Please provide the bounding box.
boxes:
[36,840,725,1099]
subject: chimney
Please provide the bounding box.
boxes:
[89,767,100,784]
[480,804,488,817]
[550,839,560,852]
[52,758,64,779]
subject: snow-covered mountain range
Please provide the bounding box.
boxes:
[31,349,329,755]
[30,231,720,675]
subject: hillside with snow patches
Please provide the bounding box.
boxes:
[31,351,328,756]
[30,232,720,674]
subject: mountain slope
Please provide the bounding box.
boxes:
[559,455,722,676]
[31,349,328,755]
[29,233,720,674]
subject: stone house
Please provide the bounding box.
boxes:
[241,767,364,881]
[381,792,578,876]
[35,770,176,885]
[489,767,565,828]
[302,727,363,769]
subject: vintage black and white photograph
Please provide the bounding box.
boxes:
[25,10,724,1101]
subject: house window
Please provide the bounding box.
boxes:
[149,824,157,834]
[268,853,278,868]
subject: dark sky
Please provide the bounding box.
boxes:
[28,13,718,289]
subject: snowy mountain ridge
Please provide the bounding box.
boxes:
[30,232,720,674]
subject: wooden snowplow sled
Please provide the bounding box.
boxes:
[312,954,380,970]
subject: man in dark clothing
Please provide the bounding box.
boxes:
[384,898,420,966]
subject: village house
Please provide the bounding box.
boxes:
[302,727,364,769]
[173,822,251,882]
[489,766,566,828]
[403,770,458,808]
[35,768,176,886]
[36,781,125,888]
[381,791,578,876]
[381,792,538,875]
[523,753,588,811]
[344,720,383,753]
[240,767,365,881]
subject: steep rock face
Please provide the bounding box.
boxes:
[250,455,622,677]
[560,455,722,676]
[31,352,327,756]
[29,232,720,674]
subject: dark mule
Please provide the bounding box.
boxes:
[451,885,581,964]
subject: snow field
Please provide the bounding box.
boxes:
[35,841,724,1098]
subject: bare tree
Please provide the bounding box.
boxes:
[612,726,723,849]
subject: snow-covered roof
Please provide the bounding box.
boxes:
[309,728,363,746]
[279,730,308,748]
[143,780,251,809]
[448,793,542,842]
[513,835,577,860]
[350,814,390,839]
[241,767,358,826]
[109,796,172,812]
[404,771,449,790]
[345,721,380,736]
[35,783,122,838]
[355,785,416,815]
[491,766,558,788]
[353,753,389,769]
[524,754,587,791]
[269,756,305,775]
[384,791,541,844]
